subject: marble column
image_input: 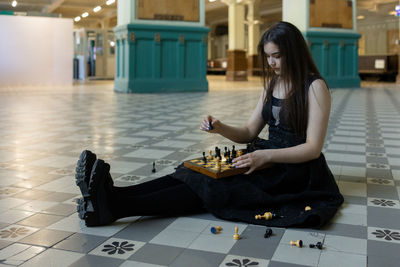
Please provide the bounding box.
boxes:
[246,0,261,76]
[222,0,247,81]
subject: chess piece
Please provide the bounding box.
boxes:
[209,150,213,160]
[309,244,315,248]
[210,226,222,234]
[233,226,240,240]
[202,152,207,163]
[207,119,213,130]
[216,158,221,171]
[290,240,303,248]
[315,241,323,250]
[152,162,156,173]
[255,212,277,220]
[264,228,272,238]
[305,206,312,211]
[237,150,243,157]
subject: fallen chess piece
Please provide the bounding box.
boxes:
[290,240,303,248]
[255,212,278,220]
[264,228,272,238]
[210,226,222,234]
[233,226,240,240]
[309,241,323,249]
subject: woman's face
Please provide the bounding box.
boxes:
[264,42,281,75]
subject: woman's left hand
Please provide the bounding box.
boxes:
[232,150,274,174]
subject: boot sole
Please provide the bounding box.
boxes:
[85,160,114,227]
[75,150,96,198]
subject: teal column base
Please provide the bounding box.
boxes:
[114,24,209,93]
[304,31,361,88]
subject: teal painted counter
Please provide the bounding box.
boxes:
[114,24,209,93]
[304,31,361,88]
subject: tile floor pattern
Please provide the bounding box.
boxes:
[0,80,399,266]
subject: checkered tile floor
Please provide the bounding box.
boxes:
[0,78,399,267]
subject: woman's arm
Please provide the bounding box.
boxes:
[200,90,267,144]
[233,79,331,174]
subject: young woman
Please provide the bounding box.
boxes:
[75,21,343,228]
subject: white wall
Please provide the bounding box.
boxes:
[0,15,73,87]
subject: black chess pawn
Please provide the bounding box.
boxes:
[152,162,156,173]
[232,149,236,158]
[207,119,213,130]
[315,241,323,250]
[264,228,272,238]
[202,152,207,163]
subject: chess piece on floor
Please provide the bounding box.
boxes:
[255,212,278,220]
[152,162,156,173]
[264,228,272,238]
[315,241,323,250]
[210,226,222,234]
[290,240,303,248]
[305,206,312,211]
[233,226,240,240]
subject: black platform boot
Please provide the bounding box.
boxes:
[75,150,97,199]
[78,159,115,227]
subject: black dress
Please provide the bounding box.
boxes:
[172,77,343,228]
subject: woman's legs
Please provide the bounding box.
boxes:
[110,175,206,219]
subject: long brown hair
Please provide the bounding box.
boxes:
[257,21,322,137]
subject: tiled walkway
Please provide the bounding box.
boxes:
[0,78,399,266]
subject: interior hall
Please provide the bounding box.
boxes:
[0,0,399,266]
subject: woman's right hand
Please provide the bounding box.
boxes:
[200,115,219,133]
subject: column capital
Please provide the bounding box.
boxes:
[243,0,260,6]
[221,0,245,6]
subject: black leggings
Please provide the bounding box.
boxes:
[110,175,206,219]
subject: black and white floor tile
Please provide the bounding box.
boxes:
[0,79,399,266]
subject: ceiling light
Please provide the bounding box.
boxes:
[82,12,89,18]
[93,6,101,12]
[11,0,17,7]
[74,16,81,22]
[209,0,216,2]
[357,15,365,20]
[106,0,115,5]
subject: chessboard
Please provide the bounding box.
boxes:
[184,147,248,179]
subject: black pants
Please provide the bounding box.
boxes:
[110,175,206,219]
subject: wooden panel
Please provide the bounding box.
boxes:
[137,0,199,22]
[310,0,353,29]
[387,29,399,55]
[358,33,365,55]
[161,40,177,78]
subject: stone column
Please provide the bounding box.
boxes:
[222,0,247,81]
[246,0,261,76]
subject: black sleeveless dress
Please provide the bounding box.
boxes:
[172,76,343,228]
